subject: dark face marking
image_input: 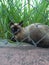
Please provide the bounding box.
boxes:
[10,21,23,35]
[11,25,21,35]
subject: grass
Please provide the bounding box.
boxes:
[0,0,49,39]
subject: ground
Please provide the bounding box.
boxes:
[0,45,49,65]
[0,39,49,65]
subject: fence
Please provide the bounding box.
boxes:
[0,0,49,47]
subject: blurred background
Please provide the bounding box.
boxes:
[0,0,49,39]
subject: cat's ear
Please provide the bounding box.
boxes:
[10,22,14,26]
[18,21,23,27]
[9,20,14,26]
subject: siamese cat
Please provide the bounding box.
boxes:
[10,21,49,48]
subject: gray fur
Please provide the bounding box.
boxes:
[10,23,49,48]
